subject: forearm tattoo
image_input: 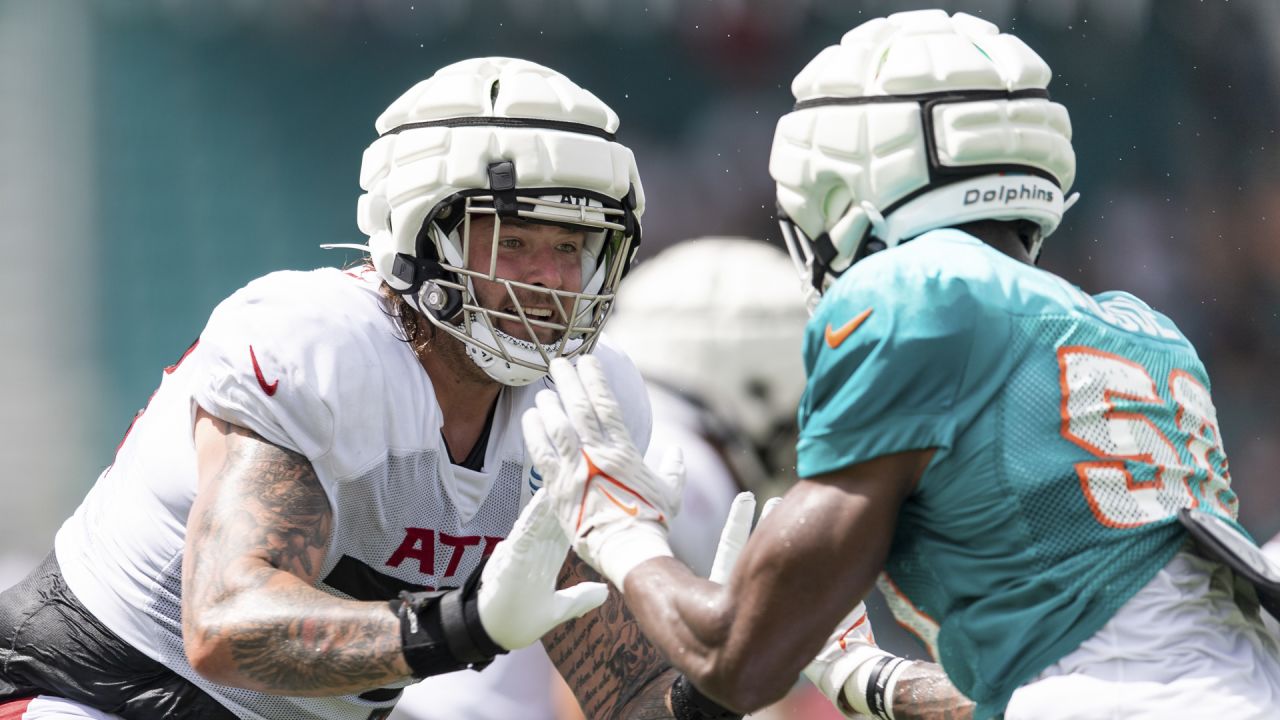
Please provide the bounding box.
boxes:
[891,662,974,720]
[543,554,675,719]
[184,416,406,695]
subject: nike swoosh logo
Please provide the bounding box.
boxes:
[837,611,870,651]
[249,345,279,397]
[597,486,639,516]
[825,308,873,349]
[576,450,663,531]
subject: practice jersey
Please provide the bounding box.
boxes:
[53,267,652,720]
[797,230,1240,719]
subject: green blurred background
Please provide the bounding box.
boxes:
[1,0,1277,667]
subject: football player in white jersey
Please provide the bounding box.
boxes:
[0,57,692,720]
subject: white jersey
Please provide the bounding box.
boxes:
[1005,552,1280,719]
[53,267,652,720]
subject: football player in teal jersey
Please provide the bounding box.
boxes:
[522,9,1280,720]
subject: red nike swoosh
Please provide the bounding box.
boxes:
[596,486,640,517]
[575,451,663,531]
[249,345,279,397]
[837,611,870,651]
[825,308,874,349]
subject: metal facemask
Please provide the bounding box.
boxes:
[408,172,640,386]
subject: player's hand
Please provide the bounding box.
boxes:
[708,491,782,585]
[522,355,685,589]
[477,489,609,650]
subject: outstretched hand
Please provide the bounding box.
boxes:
[522,356,685,589]
[477,489,608,650]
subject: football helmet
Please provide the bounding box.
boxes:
[769,10,1077,308]
[355,57,644,385]
[606,238,809,496]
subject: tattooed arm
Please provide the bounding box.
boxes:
[543,552,677,720]
[540,557,970,720]
[891,663,974,720]
[182,406,410,696]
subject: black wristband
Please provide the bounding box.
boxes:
[669,674,743,720]
[391,557,506,679]
[864,655,907,720]
[392,589,455,678]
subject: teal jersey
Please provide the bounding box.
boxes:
[798,229,1240,719]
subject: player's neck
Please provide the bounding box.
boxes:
[955,219,1035,265]
[416,332,502,462]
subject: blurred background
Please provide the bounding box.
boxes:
[0,0,1277,713]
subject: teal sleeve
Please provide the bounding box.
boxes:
[797,244,1014,478]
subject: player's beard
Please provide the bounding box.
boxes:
[385,289,490,389]
[442,329,496,386]
[409,318,496,388]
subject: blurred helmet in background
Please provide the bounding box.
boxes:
[770,9,1076,307]
[357,57,644,385]
[607,237,809,496]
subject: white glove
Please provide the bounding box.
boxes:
[522,356,685,589]
[708,491,782,585]
[708,492,904,719]
[804,602,908,720]
[476,488,609,650]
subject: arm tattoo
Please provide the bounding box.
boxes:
[891,662,974,720]
[185,415,408,695]
[542,554,675,719]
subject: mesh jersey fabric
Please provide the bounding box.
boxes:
[797,229,1241,718]
[53,267,652,720]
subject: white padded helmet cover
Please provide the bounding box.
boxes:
[354,58,644,386]
[358,57,644,290]
[770,10,1075,278]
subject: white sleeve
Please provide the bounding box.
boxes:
[187,272,365,461]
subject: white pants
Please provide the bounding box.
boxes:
[1005,552,1280,720]
[0,696,121,720]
